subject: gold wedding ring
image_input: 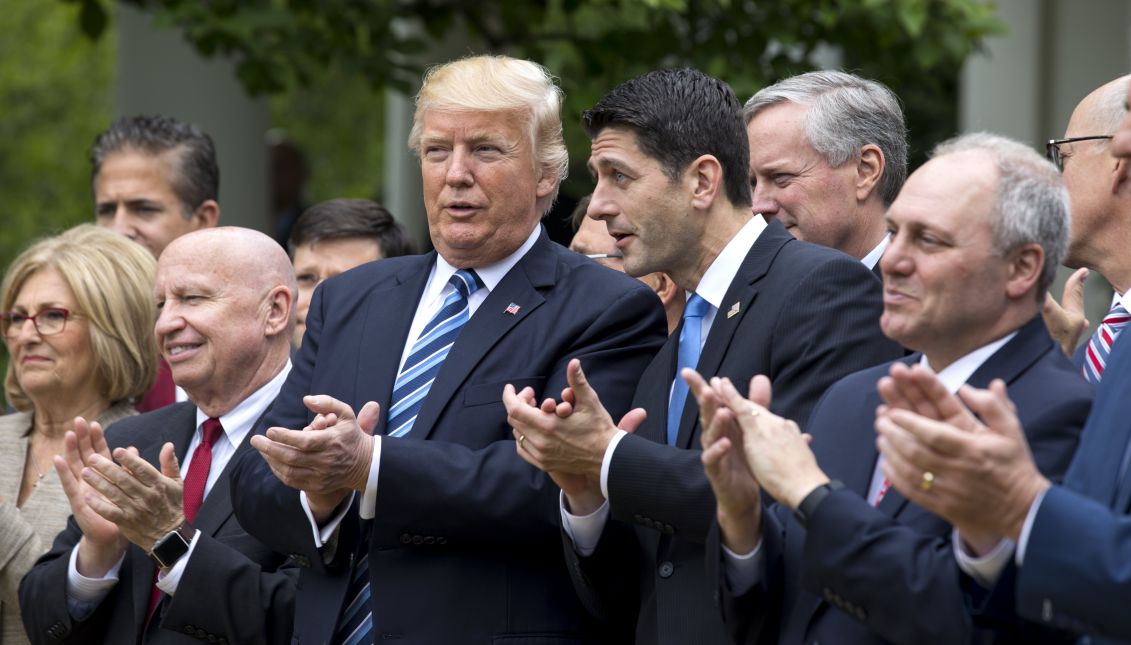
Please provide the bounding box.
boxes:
[518,434,526,450]
[919,471,935,492]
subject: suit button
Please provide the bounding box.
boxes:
[664,523,674,534]
[424,536,435,545]
[633,514,643,522]
[658,561,674,578]
[400,533,412,544]
[437,536,447,545]
[412,535,423,545]
[185,625,196,634]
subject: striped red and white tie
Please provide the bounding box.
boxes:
[1083,303,1130,384]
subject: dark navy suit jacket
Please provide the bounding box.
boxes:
[567,219,905,644]
[20,402,295,645]
[231,229,667,644]
[978,318,1131,643]
[713,315,1092,645]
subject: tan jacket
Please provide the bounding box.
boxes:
[0,401,135,645]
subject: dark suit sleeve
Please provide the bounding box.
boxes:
[710,506,786,645]
[159,533,297,645]
[607,257,899,545]
[1012,486,1131,639]
[19,517,117,645]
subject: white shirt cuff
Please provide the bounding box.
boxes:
[1015,487,1048,566]
[952,528,1015,588]
[301,491,355,548]
[722,539,764,595]
[360,435,382,519]
[155,529,202,595]
[599,430,628,500]
[66,544,124,604]
[560,491,610,557]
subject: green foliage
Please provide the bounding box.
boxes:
[67,0,1003,199]
[0,0,115,278]
[267,65,388,204]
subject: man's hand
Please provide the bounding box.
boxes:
[504,359,625,515]
[714,376,828,510]
[686,369,763,554]
[82,443,186,550]
[250,395,380,520]
[874,378,1050,553]
[56,417,127,578]
[1042,267,1089,357]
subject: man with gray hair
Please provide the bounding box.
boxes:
[91,115,220,259]
[231,55,665,643]
[745,70,907,273]
[695,132,1091,644]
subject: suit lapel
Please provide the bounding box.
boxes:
[357,255,433,435]
[193,408,273,536]
[674,221,790,448]
[412,232,553,440]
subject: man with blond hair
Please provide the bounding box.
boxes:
[231,55,665,643]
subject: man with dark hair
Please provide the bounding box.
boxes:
[505,68,901,643]
[568,195,684,334]
[92,115,220,258]
[288,198,417,347]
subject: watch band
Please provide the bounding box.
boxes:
[148,523,195,569]
[792,480,845,529]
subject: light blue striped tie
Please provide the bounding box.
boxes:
[667,293,710,445]
[333,544,373,645]
[387,269,483,438]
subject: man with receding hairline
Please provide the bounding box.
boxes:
[21,228,297,644]
[231,55,665,643]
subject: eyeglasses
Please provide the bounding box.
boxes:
[0,308,76,338]
[1046,135,1113,171]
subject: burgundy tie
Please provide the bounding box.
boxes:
[148,418,224,622]
[182,418,224,523]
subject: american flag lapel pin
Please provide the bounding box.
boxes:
[504,302,521,315]
[727,302,740,319]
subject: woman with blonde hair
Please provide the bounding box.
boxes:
[0,224,157,644]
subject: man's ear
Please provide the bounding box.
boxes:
[1112,157,1131,196]
[264,285,294,337]
[652,272,682,309]
[190,200,220,230]
[1006,243,1044,301]
[687,155,724,210]
[855,144,885,202]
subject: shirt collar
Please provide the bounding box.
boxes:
[861,233,890,271]
[694,215,768,311]
[431,224,542,299]
[918,333,1017,394]
[195,361,292,444]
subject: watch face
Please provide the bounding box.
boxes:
[151,526,191,568]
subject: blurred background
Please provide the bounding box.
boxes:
[1,0,1129,332]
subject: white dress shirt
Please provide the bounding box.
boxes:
[561,215,768,556]
[860,234,890,272]
[301,225,543,547]
[67,361,292,612]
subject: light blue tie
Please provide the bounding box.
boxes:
[667,293,710,445]
[387,269,483,438]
